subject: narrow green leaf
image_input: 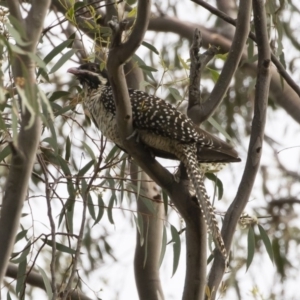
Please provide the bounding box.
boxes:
[93,195,105,225]
[65,197,75,234]
[42,239,76,255]
[0,145,11,162]
[143,217,149,268]
[14,229,28,244]
[247,38,254,60]
[44,39,74,65]
[132,54,155,81]
[215,52,229,60]
[168,87,182,101]
[28,52,46,69]
[107,194,115,224]
[205,173,223,200]
[49,49,76,74]
[8,15,26,39]
[49,91,70,102]
[258,224,274,262]
[7,291,12,300]
[208,116,233,142]
[142,41,159,55]
[246,226,255,271]
[141,197,156,214]
[206,67,220,83]
[133,213,144,246]
[12,99,18,144]
[11,241,31,263]
[38,87,54,121]
[54,104,75,117]
[9,43,26,54]
[87,194,96,220]
[16,85,35,130]
[57,156,71,176]
[170,225,181,277]
[6,23,30,46]
[272,238,285,277]
[127,6,137,17]
[279,52,286,69]
[119,157,127,202]
[158,224,167,267]
[37,266,53,300]
[105,145,120,163]
[82,141,97,161]
[16,258,27,296]
[78,159,95,176]
[136,166,142,199]
[178,55,189,70]
[139,65,158,72]
[65,136,71,162]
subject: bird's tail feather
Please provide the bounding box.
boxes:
[179,144,227,258]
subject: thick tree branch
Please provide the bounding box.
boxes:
[131,165,165,300]
[189,0,252,124]
[5,264,92,300]
[0,0,50,285]
[124,61,165,300]
[207,1,270,298]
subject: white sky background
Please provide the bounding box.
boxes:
[3,0,300,299]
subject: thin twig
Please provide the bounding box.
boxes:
[37,154,57,299]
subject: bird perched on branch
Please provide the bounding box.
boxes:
[68,62,240,258]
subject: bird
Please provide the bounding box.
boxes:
[68,62,241,258]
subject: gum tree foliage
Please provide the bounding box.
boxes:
[0,0,299,299]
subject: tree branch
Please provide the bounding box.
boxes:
[189,0,252,124]
[0,0,50,285]
[207,0,270,298]
[5,264,92,300]
[192,0,300,101]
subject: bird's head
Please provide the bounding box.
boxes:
[68,63,109,90]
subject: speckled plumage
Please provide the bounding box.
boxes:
[68,62,241,258]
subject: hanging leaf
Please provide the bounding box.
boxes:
[78,159,95,176]
[134,212,145,246]
[170,225,181,276]
[246,226,255,271]
[87,193,96,220]
[37,266,53,300]
[49,49,76,74]
[42,239,76,255]
[158,224,167,267]
[0,145,11,162]
[168,87,182,101]
[93,195,105,226]
[107,194,115,224]
[142,41,159,55]
[258,224,274,262]
[205,173,224,200]
[16,258,27,296]
[11,240,31,263]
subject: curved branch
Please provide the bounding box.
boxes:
[192,0,300,101]
[207,1,271,298]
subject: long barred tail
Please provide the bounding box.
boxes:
[179,144,227,258]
